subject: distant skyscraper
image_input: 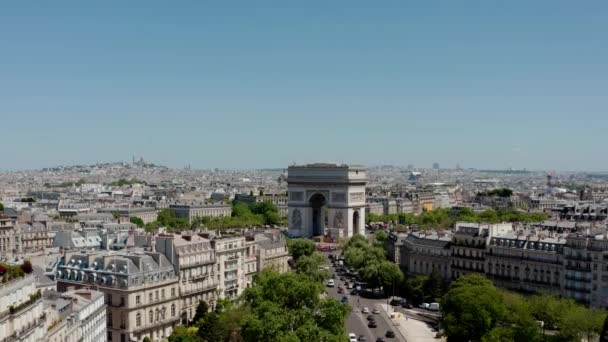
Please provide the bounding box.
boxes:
[433,162,440,170]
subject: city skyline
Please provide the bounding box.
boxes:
[2,1,607,171]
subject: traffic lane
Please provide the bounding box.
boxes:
[325,271,404,341]
[353,293,406,342]
[326,282,396,342]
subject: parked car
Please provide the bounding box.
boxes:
[389,299,400,306]
[337,287,344,294]
[367,315,375,321]
[372,308,380,314]
[350,289,358,295]
[375,338,386,342]
[358,335,367,341]
[385,330,395,338]
[327,279,335,287]
[341,296,348,303]
[419,303,430,310]
[362,307,369,313]
[368,321,377,328]
[349,333,357,342]
[429,302,440,311]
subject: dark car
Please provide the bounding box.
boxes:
[350,289,358,295]
[337,287,344,294]
[367,315,375,321]
[385,330,395,338]
[368,321,378,328]
[389,299,400,306]
[340,277,346,281]
[341,296,348,303]
[375,338,386,342]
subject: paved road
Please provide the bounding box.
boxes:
[323,255,406,342]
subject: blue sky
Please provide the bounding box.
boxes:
[1,1,607,171]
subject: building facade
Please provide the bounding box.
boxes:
[393,223,608,308]
[0,215,19,255]
[210,236,247,300]
[401,231,452,280]
[169,204,232,223]
[0,275,46,342]
[153,233,218,324]
[56,251,180,342]
[253,232,290,274]
[44,289,106,342]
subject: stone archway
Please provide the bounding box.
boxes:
[352,210,360,235]
[309,193,327,237]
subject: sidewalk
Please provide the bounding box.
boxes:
[379,304,445,342]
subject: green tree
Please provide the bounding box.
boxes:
[404,275,427,305]
[112,211,121,220]
[528,294,573,331]
[373,231,388,249]
[232,202,252,217]
[558,306,605,342]
[441,274,507,342]
[251,201,280,225]
[287,239,316,262]
[600,314,608,342]
[129,216,145,228]
[168,326,201,342]
[192,300,209,325]
[241,271,349,342]
[0,203,3,211]
[295,252,329,282]
[423,268,443,302]
[499,292,542,342]
[197,311,224,342]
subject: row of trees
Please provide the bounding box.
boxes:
[342,234,404,295]
[140,201,283,232]
[144,209,190,231]
[288,238,331,282]
[441,274,607,342]
[168,238,350,341]
[368,208,548,229]
[195,202,283,230]
[402,269,445,305]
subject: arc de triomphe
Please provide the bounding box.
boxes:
[286,163,367,238]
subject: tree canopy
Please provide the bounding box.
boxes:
[129,216,145,228]
[168,271,350,342]
[241,271,349,342]
[287,239,316,262]
[367,207,548,229]
[442,274,507,342]
[342,235,404,295]
[199,201,283,230]
[442,275,607,342]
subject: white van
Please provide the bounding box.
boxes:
[429,302,440,311]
